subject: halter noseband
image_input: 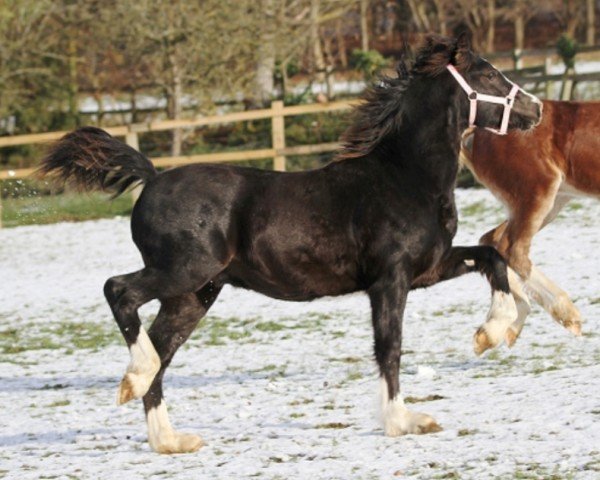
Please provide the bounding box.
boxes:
[446,64,520,135]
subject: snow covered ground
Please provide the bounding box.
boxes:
[0,189,599,479]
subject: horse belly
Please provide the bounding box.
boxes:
[223,246,360,301]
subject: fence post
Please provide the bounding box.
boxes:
[560,67,574,100]
[125,131,143,202]
[513,48,523,70]
[271,100,286,171]
[544,55,553,99]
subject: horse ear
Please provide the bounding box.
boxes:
[454,31,472,70]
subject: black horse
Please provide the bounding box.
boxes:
[39,34,541,454]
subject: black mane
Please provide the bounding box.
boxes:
[338,35,471,160]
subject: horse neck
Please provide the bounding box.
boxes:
[377,76,464,195]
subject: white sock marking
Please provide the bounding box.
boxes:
[379,378,439,436]
[120,327,161,402]
[147,401,203,454]
[482,291,518,347]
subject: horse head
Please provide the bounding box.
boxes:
[446,33,542,134]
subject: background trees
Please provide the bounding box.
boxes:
[0,0,598,141]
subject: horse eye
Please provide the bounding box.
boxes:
[487,71,497,79]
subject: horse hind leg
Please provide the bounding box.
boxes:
[503,267,531,347]
[143,284,222,454]
[104,270,161,405]
[104,266,220,405]
[524,266,582,336]
[501,193,581,341]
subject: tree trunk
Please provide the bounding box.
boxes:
[167,49,183,157]
[514,0,525,51]
[130,89,137,124]
[254,0,276,107]
[336,18,348,68]
[407,0,430,32]
[67,35,79,128]
[310,0,326,85]
[486,0,495,52]
[586,0,595,45]
[433,0,447,36]
[360,0,369,51]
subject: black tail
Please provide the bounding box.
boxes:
[37,127,157,197]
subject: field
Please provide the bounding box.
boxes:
[1,189,599,480]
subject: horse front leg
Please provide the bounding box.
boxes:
[425,246,518,355]
[369,269,442,436]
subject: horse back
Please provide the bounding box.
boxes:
[464,100,600,203]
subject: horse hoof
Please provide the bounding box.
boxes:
[384,409,442,437]
[417,419,443,434]
[117,375,136,405]
[505,328,518,348]
[151,433,205,454]
[116,373,153,405]
[549,294,582,335]
[565,322,581,337]
[473,327,494,356]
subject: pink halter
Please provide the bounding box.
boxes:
[446,64,520,135]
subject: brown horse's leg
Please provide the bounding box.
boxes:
[481,187,581,345]
[478,173,565,347]
[479,224,530,348]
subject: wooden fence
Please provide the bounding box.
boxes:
[0,99,358,227]
[1,47,600,227]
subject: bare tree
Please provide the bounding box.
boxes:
[454,0,497,51]
[586,0,595,45]
[0,0,60,132]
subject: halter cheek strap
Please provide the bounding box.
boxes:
[446,64,520,135]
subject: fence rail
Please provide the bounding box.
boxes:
[0,99,359,227]
[0,100,358,181]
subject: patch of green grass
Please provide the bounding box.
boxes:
[2,191,133,228]
[47,399,70,408]
[531,364,559,375]
[583,458,600,471]
[330,356,362,364]
[345,370,364,382]
[460,200,489,217]
[289,398,313,406]
[457,428,478,437]
[405,394,445,404]
[314,422,351,429]
[0,320,120,355]
[565,202,584,212]
[432,472,460,480]
[255,321,286,332]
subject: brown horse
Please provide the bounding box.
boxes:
[461,100,599,352]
